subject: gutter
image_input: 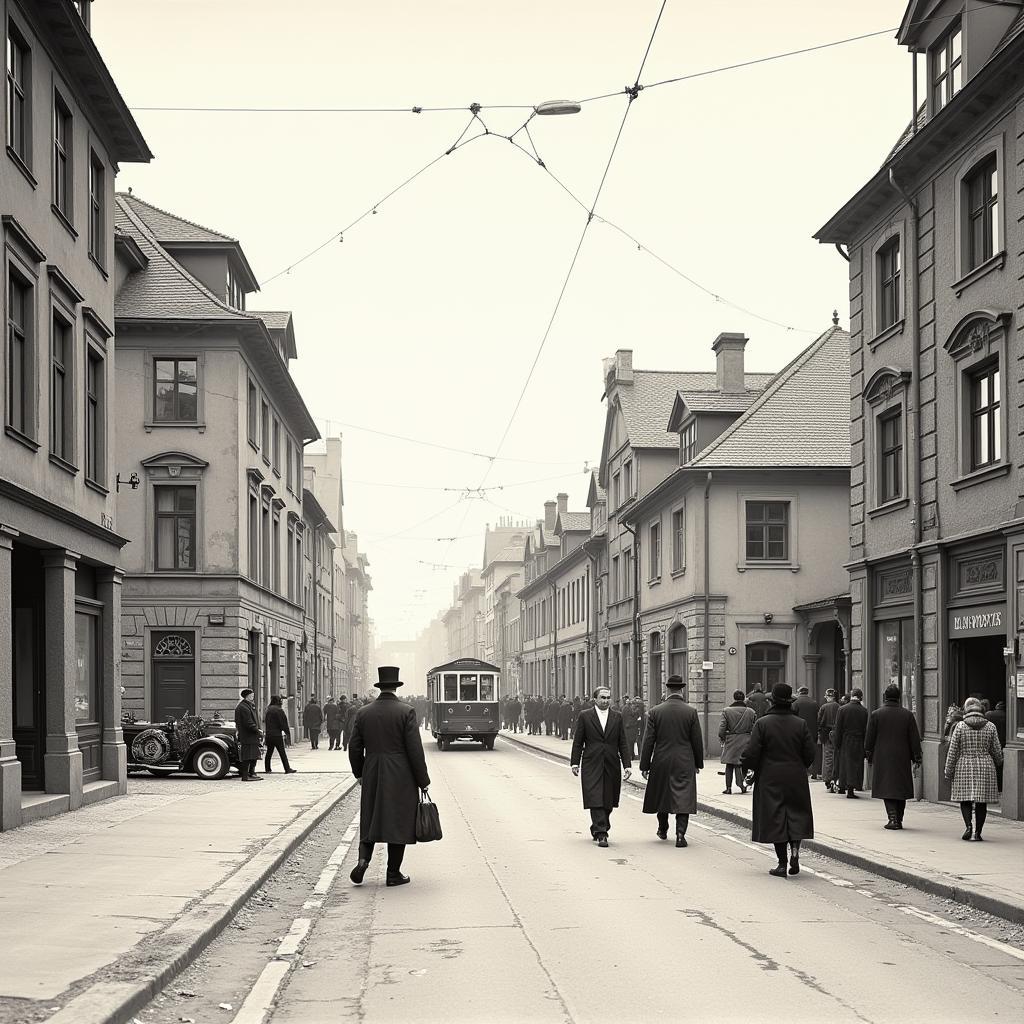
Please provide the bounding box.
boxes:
[703,472,713,744]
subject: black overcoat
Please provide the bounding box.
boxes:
[740,706,815,843]
[832,700,869,789]
[348,693,430,844]
[569,707,630,809]
[864,699,922,800]
[639,696,704,815]
[324,702,343,732]
[302,702,324,731]
[234,699,263,760]
[264,705,291,741]
[793,696,820,741]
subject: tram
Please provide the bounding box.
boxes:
[427,658,500,750]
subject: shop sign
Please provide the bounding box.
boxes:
[948,603,1006,638]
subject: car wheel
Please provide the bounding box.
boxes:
[146,767,177,777]
[193,747,230,780]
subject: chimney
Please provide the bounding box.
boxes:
[544,501,557,532]
[712,333,748,394]
[557,492,568,515]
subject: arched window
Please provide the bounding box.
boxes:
[668,624,687,679]
[746,643,787,691]
[649,631,663,691]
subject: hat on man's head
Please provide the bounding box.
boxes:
[797,686,809,695]
[770,682,795,705]
[376,666,404,689]
[666,675,685,689]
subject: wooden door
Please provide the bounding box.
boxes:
[151,631,196,722]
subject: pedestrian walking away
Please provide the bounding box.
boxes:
[719,690,755,794]
[303,695,324,750]
[863,684,921,829]
[793,686,822,778]
[745,684,769,720]
[324,696,343,750]
[832,687,868,797]
[740,682,816,878]
[569,686,632,847]
[944,697,1003,841]
[234,688,264,782]
[263,694,298,774]
[639,675,704,847]
[348,666,431,887]
[817,689,840,792]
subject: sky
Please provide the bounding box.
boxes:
[94,0,915,640]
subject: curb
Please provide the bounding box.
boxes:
[499,731,1024,926]
[46,778,359,1024]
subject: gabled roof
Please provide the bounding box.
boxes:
[254,311,298,360]
[687,325,851,469]
[556,511,591,534]
[668,388,762,430]
[482,524,529,569]
[586,470,606,507]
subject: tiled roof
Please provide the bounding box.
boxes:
[557,511,591,533]
[254,311,292,331]
[493,542,526,563]
[483,525,529,567]
[618,370,774,449]
[687,326,851,469]
[675,389,761,415]
[118,193,237,244]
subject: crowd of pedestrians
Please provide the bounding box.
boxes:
[498,693,648,757]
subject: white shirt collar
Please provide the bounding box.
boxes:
[595,705,610,725]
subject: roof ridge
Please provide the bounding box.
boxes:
[688,325,848,467]
[118,192,238,243]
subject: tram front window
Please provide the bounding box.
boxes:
[459,675,478,701]
[480,674,495,701]
[443,674,458,701]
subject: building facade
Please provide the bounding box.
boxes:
[301,482,335,708]
[816,0,1024,817]
[342,530,372,695]
[481,519,528,667]
[1,1,151,830]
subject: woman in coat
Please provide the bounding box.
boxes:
[741,682,816,877]
[944,696,1003,841]
[864,684,921,829]
[719,691,755,794]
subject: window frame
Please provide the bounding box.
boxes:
[877,235,901,333]
[679,418,697,464]
[49,304,75,466]
[52,90,74,223]
[744,500,790,563]
[154,484,197,571]
[930,17,962,115]
[878,407,905,506]
[5,262,36,442]
[964,155,998,274]
[737,494,798,571]
[648,517,661,582]
[968,360,1000,473]
[952,138,1005,292]
[260,398,270,466]
[87,151,105,268]
[247,377,259,448]
[6,20,31,168]
[84,337,105,487]
[671,503,686,574]
[153,356,199,423]
[746,642,788,691]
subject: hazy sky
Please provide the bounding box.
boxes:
[95,1,913,639]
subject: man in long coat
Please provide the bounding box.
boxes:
[324,697,343,751]
[234,688,263,782]
[793,686,822,778]
[302,696,323,750]
[745,684,769,719]
[570,686,631,847]
[640,675,704,847]
[719,690,756,793]
[833,687,869,797]
[865,684,922,829]
[817,689,840,792]
[348,667,430,888]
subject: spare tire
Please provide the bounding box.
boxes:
[132,728,171,765]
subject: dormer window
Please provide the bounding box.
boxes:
[680,419,697,463]
[931,19,962,113]
[227,265,246,309]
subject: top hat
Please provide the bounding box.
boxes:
[666,675,685,689]
[376,666,404,689]
[770,682,795,705]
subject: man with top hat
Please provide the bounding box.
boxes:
[639,675,704,847]
[348,666,431,888]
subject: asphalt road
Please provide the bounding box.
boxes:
[136,733,1024,1024]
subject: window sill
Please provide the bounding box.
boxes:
[48,452,79,476]
[953,250,1005,298]
[88,252,108,280]
[153,567,198,575]
[4,424,40,452]
[84,477,109,496]
[51,205,77,239]
[737,560,800,573]
[950,462,1010,492]
[6,146,36,188]
[144,420,206,433]
[248,438,259,454]
[647,575,662,586]
[273,467,281,479]
[670,567,686,579]
[868,319,905,351]
[867,497,909,519]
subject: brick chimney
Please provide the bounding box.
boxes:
[712,333,748,394]
[544,500,557,532]
[557,492,568,515]
[604,349,634,392]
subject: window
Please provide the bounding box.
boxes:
[878,619,915,712]
[6,25,29,163]
[443,674,458,701]
[248,493,259,579]
[155,486,196,570]
[50,312,73,460]
[622,548,632,599]
[613,471,621,510]
[272,510,281,593]
[680,420,697,463]
[6,270,32,436]
[746,643,786,690]
[261,399,270,464]
[247,379,258,445]
[286,440,293,491]
[672,507,685,571]
[154,358,198,422]
[649,631,663,690]
[969,362,1000,470]
[74,611,98,723]
[668,624,686,678]
[610,556,619,603]
[261,501,271,588]
[53,94,72,218]
[272,417,280,472]
[88,153,105,265]
[85,345,104,483]
[964,156,998,271]
[745,501,789,561]
[459,674,478,701]
[227,265,245,310]
[879,409,903,503]
[623,460,632,500]
[931,19,962,113]
[877,236,901,330]
[649,520,661,579]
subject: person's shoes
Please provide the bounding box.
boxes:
[675,833,687,848]
[973,833,984,842]
[722,788,732,795]
[656,827,668,840]
[240,776,253,782]
[250,774,264,780]
[264,769,273,774]
[740,785,748,794]
[350,859,370,885]
[884,820,899,829]
[961,827,972,841]
[597,835,609,848]
[386,873,411,887]
[846,790,858,798]
[285,768,298,774]
[769,864,788,878]
[788,855,800,875]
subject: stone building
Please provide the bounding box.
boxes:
[518,500,563,693]
[481,519,529,666]
[301,483,335,707]
[342,531,372,695]
[0,1,151,830]
[113,195,318,725]
[815,0,1024,816]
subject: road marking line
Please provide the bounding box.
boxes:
[228,960,291,1024]
[276,918,312,957]
[894,905,1024,963]
[312,865,339,895]
[302,899,323,910]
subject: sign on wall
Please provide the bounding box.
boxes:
[948,603,1006,638]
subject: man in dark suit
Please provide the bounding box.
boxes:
[640,675,704,847]
[348,667,430,888]
[793,686,822,778]
[234,688,263,782]
[833,687,869,798]
[570,686,631,848]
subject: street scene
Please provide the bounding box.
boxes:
[2,1,1024,1022]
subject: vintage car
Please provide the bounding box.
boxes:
[123,713,241,780]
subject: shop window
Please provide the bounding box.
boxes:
[74,611,98,722]
[878,619,914,712]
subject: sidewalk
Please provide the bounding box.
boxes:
[501,728,1024,924]
[0,743,354,1023]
